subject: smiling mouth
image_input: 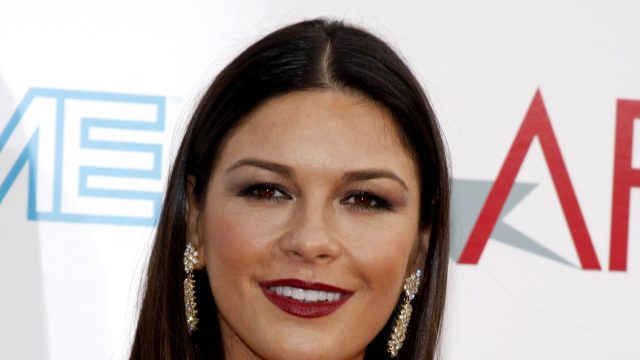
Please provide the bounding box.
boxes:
[259,279,353,318]
[269,286,344,302]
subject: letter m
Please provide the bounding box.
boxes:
[0,88,166,226]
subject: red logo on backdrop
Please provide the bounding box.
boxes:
[457,90,640,272]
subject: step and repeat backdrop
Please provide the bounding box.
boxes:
[1,1,638,359]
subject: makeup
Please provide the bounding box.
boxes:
[259,279,353,318]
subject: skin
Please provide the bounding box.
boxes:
[187,90,428,360]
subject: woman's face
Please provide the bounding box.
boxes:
[188,90,427,360]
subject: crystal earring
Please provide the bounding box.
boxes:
[183,242,199,333]
[387,269,422,358]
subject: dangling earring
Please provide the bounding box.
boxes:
[387,269,422,358]
[184,242,199,333]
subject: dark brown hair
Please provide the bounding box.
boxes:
[130,18,449,360]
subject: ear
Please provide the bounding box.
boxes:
[411,227,431,271]
[186,175,206,269]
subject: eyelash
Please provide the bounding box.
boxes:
[340,191,393,212]
[238,182,291,202]
[238,183,392,212]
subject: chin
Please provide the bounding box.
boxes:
[264,347,360,360]
[249,336,363,360]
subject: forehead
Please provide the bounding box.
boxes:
[215,90,418,183]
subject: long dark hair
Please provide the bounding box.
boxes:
[130,18,450,360]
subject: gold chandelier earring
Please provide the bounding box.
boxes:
[183,242,199,333]
[387,269,422,358]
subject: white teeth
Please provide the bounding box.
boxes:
[292,288,305,301]
[269,286,343,303]
[304,290,319,302]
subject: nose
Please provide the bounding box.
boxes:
[279,200,342,263]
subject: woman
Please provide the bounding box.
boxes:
[130,18,450,360]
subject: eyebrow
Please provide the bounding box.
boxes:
[224,159,293,177]
[224,158,408,190]
[342,170,409,190]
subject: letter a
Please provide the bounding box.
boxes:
[459,90,601,270]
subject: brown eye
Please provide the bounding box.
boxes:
[255,187,275,199]
[239,183,291,201]
[341,192,391,211]
[352,194,377,207]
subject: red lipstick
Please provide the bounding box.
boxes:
[259,279,353,318]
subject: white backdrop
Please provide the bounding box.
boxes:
[1,1,639,359]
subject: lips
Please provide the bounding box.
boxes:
[259,279,353,318]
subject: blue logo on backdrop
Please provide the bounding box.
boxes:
[0,88,165,226]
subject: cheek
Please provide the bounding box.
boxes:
[338,223,418,345]
[202,204,271,275]
[345,221,418,303]
[199,202,274,327]
[200,196,290,289]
